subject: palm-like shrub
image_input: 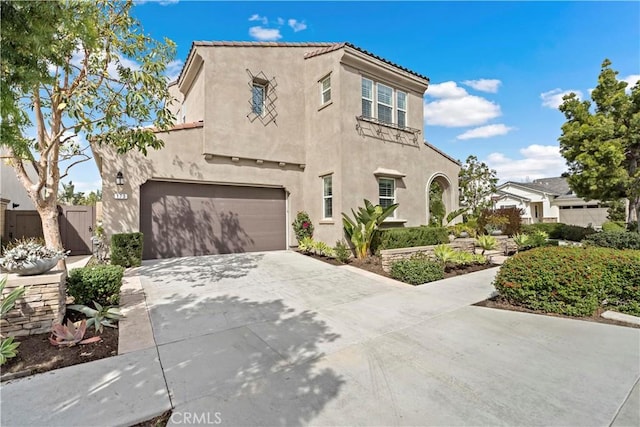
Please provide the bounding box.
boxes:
[342,199,398,259]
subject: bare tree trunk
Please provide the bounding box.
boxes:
[628,196,640,232]
[39,202,66,270]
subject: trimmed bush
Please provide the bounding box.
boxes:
[67,265,125,306]
[602,221,626,232]
[494,246,640,316]
[390,256,445,285]
[372,226,449,252]
[583,231,640,250]
[521,223,565,239]
[110,232,143,267]
[559,224,596,242]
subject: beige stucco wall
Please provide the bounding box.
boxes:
[0,159,37,211]
[95,126,304,247]
[98,43,461,251]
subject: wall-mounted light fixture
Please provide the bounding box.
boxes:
[115,171,125,187]
[12,203,20,209]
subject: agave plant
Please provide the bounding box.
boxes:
[49,319,102,347]
[342,199,398,259]
[512,233,530,251]
[433,244,457,264]
[68,302,124,333]
[0,336,20,365]
[297,236,315,254]
[476,234,497,254]
[1,275,25,365]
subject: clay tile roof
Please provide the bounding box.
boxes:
[305,42,429,82]
[176,41,429,85]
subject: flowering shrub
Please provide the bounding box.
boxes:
[494,246,640,316]
[292,211,314,242]
[0,238,67,271]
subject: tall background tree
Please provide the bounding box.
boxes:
[559,59,639,230]
[0,0,176,251]
[458,155,498,218]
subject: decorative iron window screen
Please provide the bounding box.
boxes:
[246,69,278,126]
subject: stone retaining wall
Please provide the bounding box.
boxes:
[1,271,66,337]
[380,237,516,272]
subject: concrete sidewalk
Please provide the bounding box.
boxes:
[0,347,170,427]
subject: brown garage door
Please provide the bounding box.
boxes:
[140,181,286,260]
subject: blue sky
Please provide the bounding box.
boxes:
[68,0,640,192]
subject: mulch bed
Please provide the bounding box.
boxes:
[132,410,172,427]
[301,252,499,282]
[475,296,640,329]
[1,315,119,380]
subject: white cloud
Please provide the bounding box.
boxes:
[486,144,566,182]
[106,54,141,80]
[158,0,179,5]
[456,124,515,140]
[248,14,269,25]
[540,88,583,109]
[165,59,183,82]
[424,81,502,127]
[277,17,285,25]
[622,74,640,90]
[248,26,282,41]
[424,96,501,127]
[426,81,468,98]
[288,19,307,32]
[462,79,502,93]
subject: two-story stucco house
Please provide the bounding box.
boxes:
[93,41,461,260]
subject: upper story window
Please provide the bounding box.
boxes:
[378,178,396,217]
[361,77,408,127]
[321,75,331,105]
[323,175,333,219]
[397,91,407,128]
[362,78,373,118]
[252,83,266,116]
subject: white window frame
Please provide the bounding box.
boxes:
[396,90,407,128]
[361,78,373,118]
[376,83,394,125]
[320,75,331,105]
[252,82,266,116]
[361,77,408,128]
[378,177,396,218]
[322,175,333,219]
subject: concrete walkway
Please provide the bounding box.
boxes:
[1,251,638,426]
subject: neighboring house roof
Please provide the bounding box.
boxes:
[498,178,572,197]
[175,41,429,87]
[530,177,573,196]
[494,190,531,202]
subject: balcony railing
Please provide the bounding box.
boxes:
[355,115,421,144]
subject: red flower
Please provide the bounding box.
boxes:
[302,221,309,229]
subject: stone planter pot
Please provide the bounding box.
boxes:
[1,257,60,276]
[490,230,503,236]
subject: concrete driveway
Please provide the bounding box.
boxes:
[138,251,640,426]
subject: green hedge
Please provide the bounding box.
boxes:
[372,226,449,252]
[67,265,125,306]
[583,231,640,250]
[521,223,565,239]
[494,246,640,316]
[111,232,144,267]
[521,223,596,242]
[390,257,445,285]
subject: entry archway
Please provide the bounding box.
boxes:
[426,173,455,225]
